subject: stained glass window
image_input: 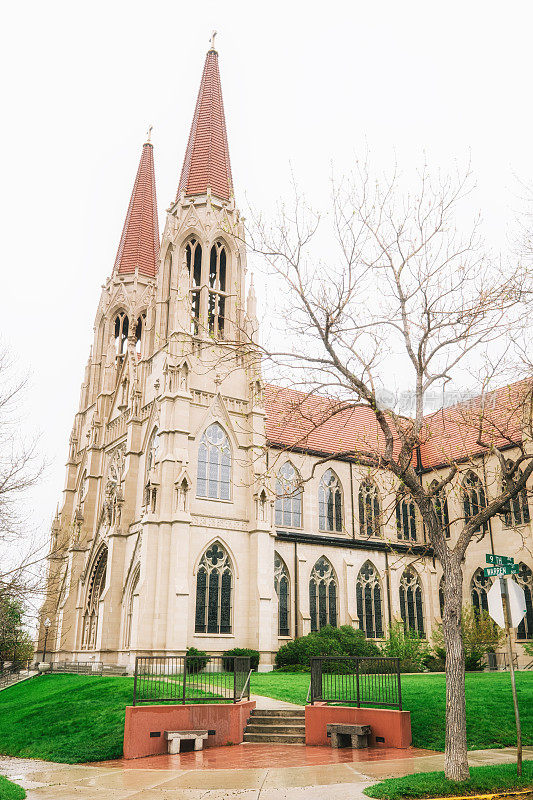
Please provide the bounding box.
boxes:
[462,471,487,533]
[399,567,425,636]
[274,553,290,636]
[358,478,381,537]
[471,568,489,614]
[501,467,531,528]
[194,542,233,634]
[356,561,384,638]
[396,493,417,541]
[197,423,231,500]
[81,546,108,650]
[309,557,337,632]
[430,480,450,538]
[516,563,533,640]
[275,463,302,528]
[318,470,343,532]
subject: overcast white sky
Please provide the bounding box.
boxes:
[2,0,533,561]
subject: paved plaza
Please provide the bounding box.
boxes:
[2,746,531,800]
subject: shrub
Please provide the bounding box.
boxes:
[423,655,445,672]
[380,622,430,672]
[185,647,210,673]
[432,607,504,671]
[222,648,260,671]
[275,625,380,669]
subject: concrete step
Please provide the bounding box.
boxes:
[243,732,306,744]
[249,708,304,717]
[245,723,305,735]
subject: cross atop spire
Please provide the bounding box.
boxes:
[176,44,233,202]
[209,30,217,51]
[114,140,160,278]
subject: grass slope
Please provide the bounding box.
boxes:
[0,672,532,763]
[364,760,533,799]
[0,675,133,763]
[0,776,26,800]
[249,672,533,751]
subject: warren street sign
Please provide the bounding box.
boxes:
[484,564,519,577]
[486,554,515,566]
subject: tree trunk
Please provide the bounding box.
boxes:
[443,555,470,781]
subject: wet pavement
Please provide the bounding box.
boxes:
[1,746,531,800]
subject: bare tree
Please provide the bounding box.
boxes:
[242,161,533,781]
[0,346,47,622]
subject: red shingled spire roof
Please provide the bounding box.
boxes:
[114,141,159,278]
[177,47,233,202]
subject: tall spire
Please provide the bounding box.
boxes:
[114,137,159,278]
[176,42,233,202]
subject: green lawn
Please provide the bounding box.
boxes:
[0,776,25,800]
[250,671,533,751]
[0,672,532,763]
[363,761,533,799]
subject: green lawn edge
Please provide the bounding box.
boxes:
[363,761,533,799]
[0,775,26,800]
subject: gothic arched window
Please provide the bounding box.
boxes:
[124,569,139,649]
[274,553,290,637]
[471,567,490,615]
[358,478,381,537]
[462,471,487,533]
[194,542,233,634]
[396,493,417,541]
[114,311,129,356]
[309,557,337,632]
[208,241,227,338]
[275,463,302,528]
[399,567,425,636]
[356,561,384,638]
[318,469,343,532]
[81,546,108,650]
[501,467,531,528]
[430,480,450,539]
[186,238,202,335]
[197,423,231,500]
[516,563,533,640]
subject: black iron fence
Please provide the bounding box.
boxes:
[309,656,402,709]
[133,655,251,706]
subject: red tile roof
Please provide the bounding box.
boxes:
[264,380,532,470]
[177,49,233,202]
[114,142,159,278]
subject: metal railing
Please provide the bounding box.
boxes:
[50,661,104,675]
[309,656,402,709]
[133,655,251,706]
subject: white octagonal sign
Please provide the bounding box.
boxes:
[487,578,526,629]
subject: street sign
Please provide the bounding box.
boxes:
[486,554,515,566]
[487,578,527,629]
[507,580,527,629]
[484,564,519,577]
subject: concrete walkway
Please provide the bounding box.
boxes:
[250,693,303,709]
[1,747,531,800]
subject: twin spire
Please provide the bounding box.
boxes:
[113,41,233,278]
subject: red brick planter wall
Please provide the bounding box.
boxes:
[305,704,411,748]
[123,701,256,759]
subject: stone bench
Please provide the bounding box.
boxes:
[164,730,209,754]
[326,723,371,749]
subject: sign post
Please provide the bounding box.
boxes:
[485,555,525,777]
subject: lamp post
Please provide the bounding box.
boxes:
[42,618,51,664]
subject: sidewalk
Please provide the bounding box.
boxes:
[1,747,531,800]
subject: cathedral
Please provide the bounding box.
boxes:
[38,43,533,671]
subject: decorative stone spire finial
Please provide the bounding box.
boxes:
[209,30,217,51]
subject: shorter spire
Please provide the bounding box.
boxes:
[114,138,160,278]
